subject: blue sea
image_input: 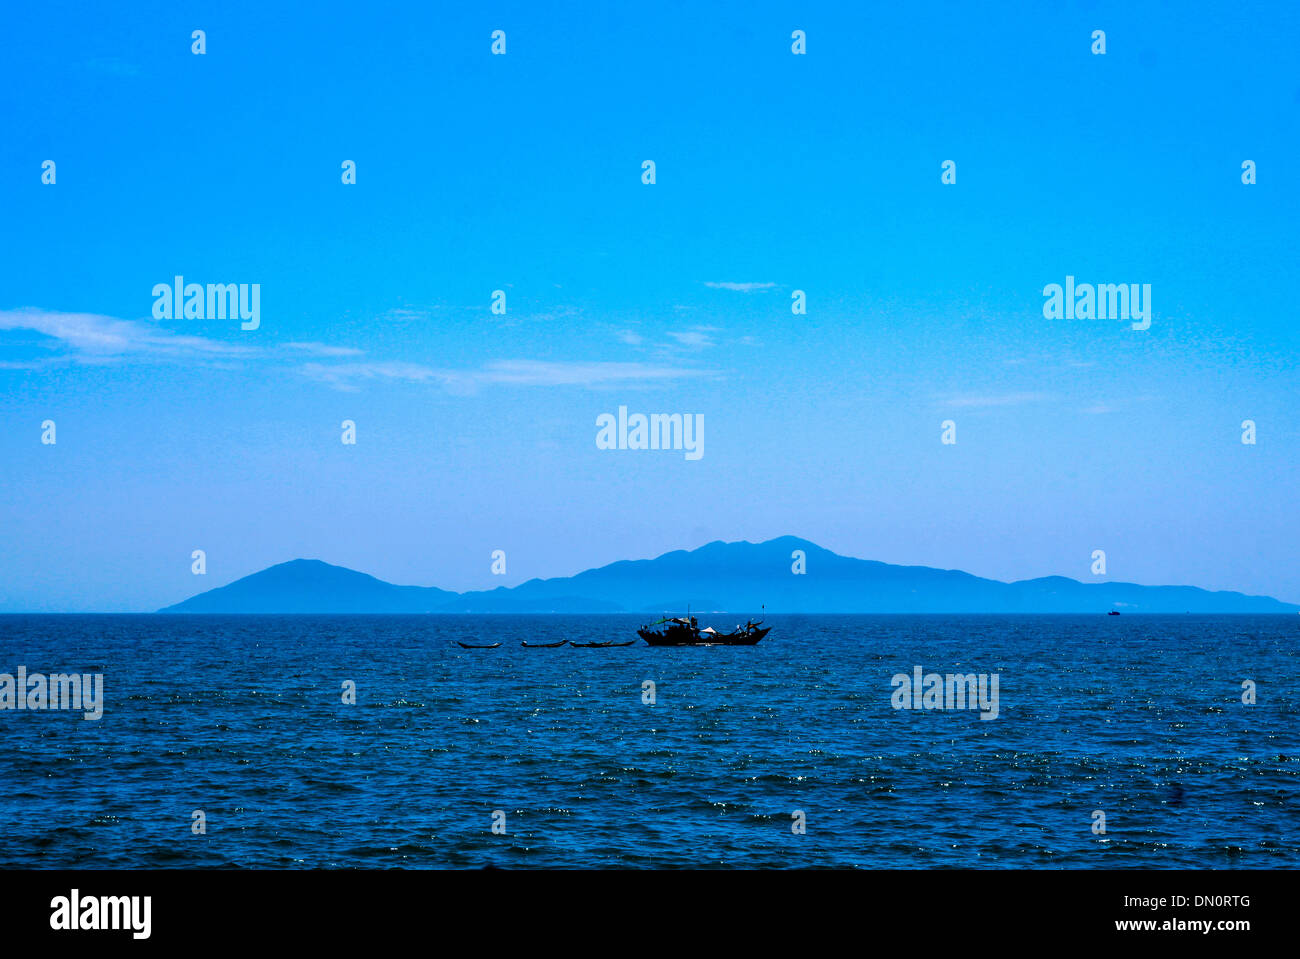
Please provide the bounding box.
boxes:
[0,614,1296,868]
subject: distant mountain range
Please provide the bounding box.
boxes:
[158,536,1299,614]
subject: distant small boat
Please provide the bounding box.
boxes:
[570,641,613,648]
[521,640,567,648]
[457,641,501,649]
[1108,611,1121,616]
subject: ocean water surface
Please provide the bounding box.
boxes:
[1,614,1296,868]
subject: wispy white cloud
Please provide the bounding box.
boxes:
[298,361,446,392]
[2,307,713,395]
[665,327,716,349]
[703,281,776,292]
[284,341,365,357]
[477,359,706,386]
[0,308,258,361]
[377,306,439,324]
[299,358,712,393]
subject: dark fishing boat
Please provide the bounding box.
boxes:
[570,641,613,648]
[637,616,770,646]
[1108,610,1121,616]
[457,641,501,649]
[521,640,568,648]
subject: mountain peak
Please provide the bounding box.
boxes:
[158,538,1299,614]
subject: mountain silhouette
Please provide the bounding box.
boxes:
[158,536,1299,614]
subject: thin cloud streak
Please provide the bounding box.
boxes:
[285,341,365,357]
[664,327,716,349]
[0,308,257,359]
[299,358,715,393]
[703,281,776,292]
[1,308,716,394]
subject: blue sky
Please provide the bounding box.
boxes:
[2,0,1298,611]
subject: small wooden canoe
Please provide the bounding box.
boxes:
[521,640,568,648]
[457,642,501,649]
[570,641,635,648]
